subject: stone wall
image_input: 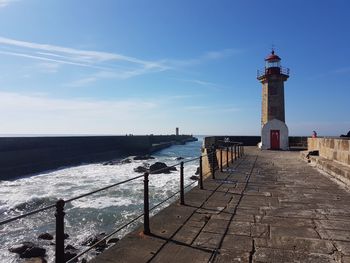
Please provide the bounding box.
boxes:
[305,137,350,186]
[308,137,350,167]
[203,136,308,149]
[203,136,261,148]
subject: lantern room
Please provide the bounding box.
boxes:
[257,49,289,80]
[265,50,281,69]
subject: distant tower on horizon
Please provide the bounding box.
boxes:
[176,127,179,136]
[257,49,290,150]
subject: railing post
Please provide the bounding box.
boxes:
[143,172,150,235]
[226,147,229,168]
[211,149,216,179]
[220,148,223,172]
[55,199,65,263]
[180,162,185,205]
[231,146,233,164]
[234,145,237,160]
[199,156,203,190]
[237,144,240,158]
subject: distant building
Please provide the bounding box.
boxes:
[257,49,290,150]
[176,127,179,136]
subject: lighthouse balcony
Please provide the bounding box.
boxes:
[257,66,290,79]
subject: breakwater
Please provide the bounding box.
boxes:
[0,135,197,180]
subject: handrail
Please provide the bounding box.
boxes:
[0,175,144,226]
[67,177,199,263]
[65,174,144,203]
[1,143,245,263]
[0,203,57,225]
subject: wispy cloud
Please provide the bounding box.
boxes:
[165,48,242,67]
[176,78,224,90]
[182,79,218,86]
[0,36,242,87]
[0,0,17,8]
[0,36,168,79]
[65,77,98,87]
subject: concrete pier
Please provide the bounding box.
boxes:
[91,147,350,263]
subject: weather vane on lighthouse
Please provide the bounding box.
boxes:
[257,49,290,150]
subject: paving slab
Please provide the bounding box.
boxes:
[91,147,350,263]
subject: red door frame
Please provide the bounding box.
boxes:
[270,130,280,150]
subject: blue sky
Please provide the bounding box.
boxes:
[0,0,349,136]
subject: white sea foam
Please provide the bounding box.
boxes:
[0,138,202,262]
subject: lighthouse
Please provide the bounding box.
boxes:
[257,49,290,150]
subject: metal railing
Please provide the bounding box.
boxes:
[257,66,290,78]
[0,142,245,263]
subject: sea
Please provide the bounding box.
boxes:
[0,136,203,262]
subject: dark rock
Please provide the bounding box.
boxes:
[81,233,107,250]
[195,167,200,175]
[120,158,132,164]
[20,246,46,259]
[134,166,148,173]
[107,238,119,244]
[150,162,168,173]
[102,160,117,165]
[65,244,77,250]
[81,259,88,263]
[149,162,178,174]
[176,157,184,160]
[190,175,199,181]
[149,162,171,174]
[64,233,69,239]
[9,242,35,254]
[134,155,155,160]
[64,251,77,262]
[38,233,53,240]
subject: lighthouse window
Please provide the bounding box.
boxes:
[266,61,280,68]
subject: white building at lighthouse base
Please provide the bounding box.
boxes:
[261,119,289,150]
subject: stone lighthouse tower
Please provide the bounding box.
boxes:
[257,49,290,150]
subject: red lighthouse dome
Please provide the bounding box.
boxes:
[265,50,281,62]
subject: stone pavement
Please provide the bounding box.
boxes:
[91,147,350,263]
